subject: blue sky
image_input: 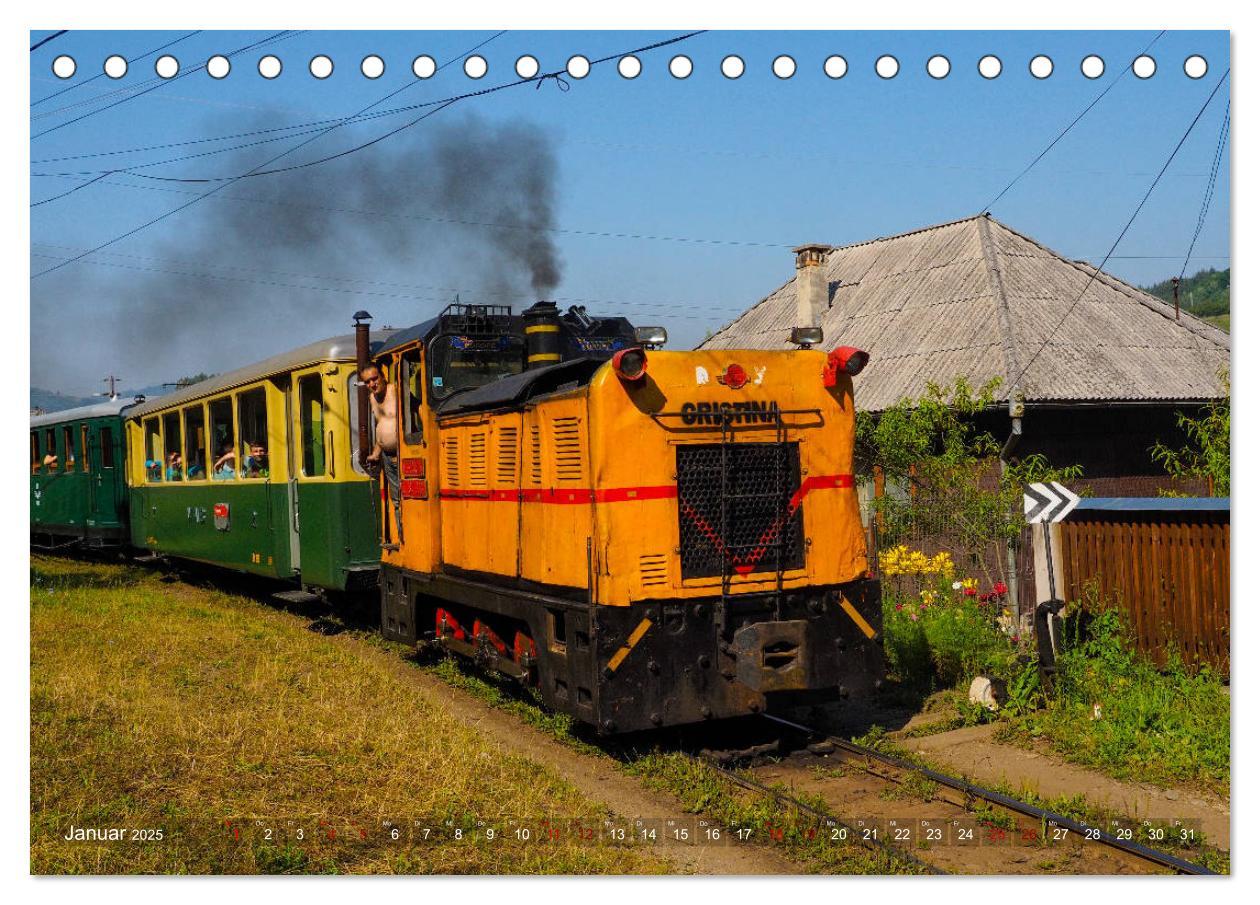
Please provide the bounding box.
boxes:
[29,29,1230,394]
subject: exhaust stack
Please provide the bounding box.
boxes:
[522,301,562,369]
[353,310,372,469]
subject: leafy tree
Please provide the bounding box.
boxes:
[1151,370,1230,496]
[1144,267,1230,318]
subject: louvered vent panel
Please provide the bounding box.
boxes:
[552,416,584,485]
[528,425,543,486]
[497,427,518,485]
[443,434,460,488]
[639,554,669,588]
[468,430,488,488]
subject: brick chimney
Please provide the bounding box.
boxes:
[793,243,830,329]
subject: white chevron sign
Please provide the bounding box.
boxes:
[1023,481,1081,524]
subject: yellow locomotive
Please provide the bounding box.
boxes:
[360,301,881,732]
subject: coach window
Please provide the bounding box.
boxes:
[347,374,372,476]
[80,424,91,473]
[184,405,207,481]
[100,427,115,469]
[209,398,236,480]
[237,388,269,480]
[62,426,76,472]
[298,374,325,477]
[162,412,182,481]
[144,418,163,482]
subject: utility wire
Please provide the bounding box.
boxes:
[31,30,702,279]
[32,31,298,140]
[30,171,111,208]
[980,30,1165,214]
[1007,67,1229,395]
[31,31,506,279]
[32,31,201,108]
[30,31,67,52]
[1179,98,1229,281]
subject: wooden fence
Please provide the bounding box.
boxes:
[1054,499,1230,674]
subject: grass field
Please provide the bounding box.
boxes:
[30,555,669,875]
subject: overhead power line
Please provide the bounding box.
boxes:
[31,30,200,108]
[31,31,299,140]
[1179,99,1229,281]
[1008,67,1230,395]
[31,31,703,280]
[980,30,1166,214]
[30,31,67,52]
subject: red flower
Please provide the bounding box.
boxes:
[993,581,1008,595]
[895,603,903,611]
[964,587,977,597]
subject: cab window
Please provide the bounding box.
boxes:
[144,418,162,482]
[427,333,525,403]
[209,398,236,481]
[402,350,425,444]
[298,374,325,477]
[237,388,269,479]
[184,405,207,481]
[80,424,91,473]
[62,426,75,472]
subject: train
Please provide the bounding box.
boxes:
[30,300,882,732]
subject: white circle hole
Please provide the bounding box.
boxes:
[1184,54,1208,79]
[104,55,127,79]
[875,55,899,79]
[1030,55,1053,79]
[207,55,231,79]
[772,55,796,79]
[566,55,590,79]
[1081,55,1105,79]
[618,55,641,79]
[1132,54,1156,79]
[978,55,1002,79]
[721,55,745,79]
[669,55,693,79]
[515,55,539,79]
[309,55,333,79]
[824,55,848,79]
[154,55,179,79]
[51,55,76,79]
[413,55,436,79]
[926,55,950,79]
[360,55,385,79]
[464,55,487,79]
[258,55,282,79]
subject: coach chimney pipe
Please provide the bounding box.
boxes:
[353,310,372,470]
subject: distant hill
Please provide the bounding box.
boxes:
[1144,267,1230,320]
[30,387,98,414]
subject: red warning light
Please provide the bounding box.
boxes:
[718,363,748,389]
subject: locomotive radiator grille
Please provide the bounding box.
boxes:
[676,442,805,580]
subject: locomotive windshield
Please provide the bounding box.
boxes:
[427,332,526,402]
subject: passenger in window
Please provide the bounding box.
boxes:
[43,452,59,470]
[361,363,402,537]
[212,442,236,480]
[166,451,184,482]
[186,453,205,480]
[244,442,269,478]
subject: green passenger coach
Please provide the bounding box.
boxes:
[31,399,136,548]
[124,334,389,593]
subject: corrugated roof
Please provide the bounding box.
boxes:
[699,215,1229,411]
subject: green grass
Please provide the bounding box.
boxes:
[999,608,1229,796]
[30,555,669,875]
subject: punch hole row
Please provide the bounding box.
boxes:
[48,52,1213,82]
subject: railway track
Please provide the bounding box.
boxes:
[691,713,1217,876]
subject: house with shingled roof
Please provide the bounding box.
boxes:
[699,214,1229,497]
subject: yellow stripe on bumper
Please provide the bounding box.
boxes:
[839,596,877,639]
[604,618,653,674]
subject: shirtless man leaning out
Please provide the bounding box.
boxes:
[360,363,402,536]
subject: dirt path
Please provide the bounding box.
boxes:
[335,634,796,875]
[897,723,1230,850]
